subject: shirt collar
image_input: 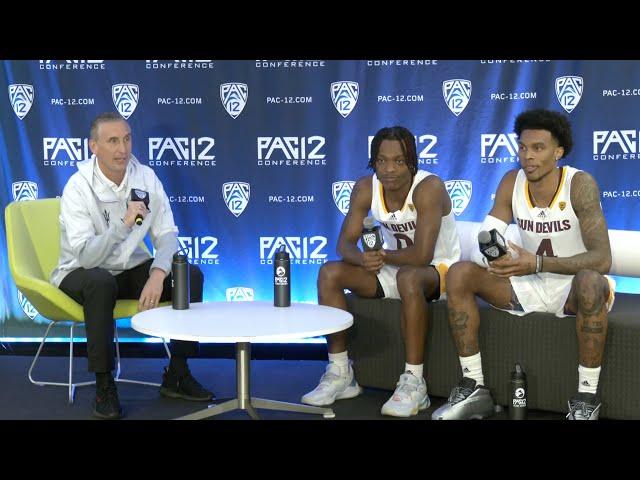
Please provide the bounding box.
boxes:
[94,158,131,194]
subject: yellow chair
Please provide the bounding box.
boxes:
[5,198,170,403]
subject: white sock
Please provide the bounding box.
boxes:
[328,351,349,375]
[405,363,423,379]
[578,365,601,394]
[460,352,484,386]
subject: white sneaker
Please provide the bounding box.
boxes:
[381,371,430,417]
[301,361,362,406]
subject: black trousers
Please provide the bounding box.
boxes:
[59,259,203,372]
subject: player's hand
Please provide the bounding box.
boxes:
[487,241,536,278]
[361,249,385,273]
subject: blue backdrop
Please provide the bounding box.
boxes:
[1,59,639,337]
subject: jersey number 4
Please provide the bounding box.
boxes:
[536,238,555,257]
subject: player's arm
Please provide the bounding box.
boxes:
[541,171,612,275]
[336,176,373,267]
[487,169,517,225]
[470,170,517,268]
[382,175,444,267]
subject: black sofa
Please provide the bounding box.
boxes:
[345,292,639,419]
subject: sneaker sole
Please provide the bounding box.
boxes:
[92,406,124,420]
[301,384,363,406]
[381,395,431,417]
[433,408,494,420]
[468,411,493,420]
[159,387,214,402]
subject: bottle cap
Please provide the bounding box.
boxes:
[173,252,187,263]
[275,245,289,260]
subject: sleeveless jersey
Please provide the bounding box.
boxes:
[370,170,460,267]
[512,165,586,284]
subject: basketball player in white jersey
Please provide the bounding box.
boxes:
[433,109,614,421]
[301,126,461,417]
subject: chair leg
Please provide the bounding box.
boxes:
[27,321,94,404]
[28,321,61,386]
[28,320,171,401]
[113,325,170,387]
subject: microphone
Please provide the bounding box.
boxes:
[361,216,384,251]
[130,189,150,226]
[478,229,508,261]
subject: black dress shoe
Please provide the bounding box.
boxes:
[159,367,215,401]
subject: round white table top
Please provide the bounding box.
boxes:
[131,301,353,343]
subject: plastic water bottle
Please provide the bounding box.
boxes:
[274,245,290,307]
[509,363,527,420]
[172,252,190,310]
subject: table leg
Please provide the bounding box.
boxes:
[176,399,239,420]
[251,397,335,418]
[176,342,334,420]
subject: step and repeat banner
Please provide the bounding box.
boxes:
[1,59,639,335]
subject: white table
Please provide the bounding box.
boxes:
[131,301,353,420]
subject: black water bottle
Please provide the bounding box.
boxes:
[274,245,290,307]
[172,252,190,310]
[509,363,528,420]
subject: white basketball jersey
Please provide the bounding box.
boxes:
[512,165,586,283]
[371,170,460,268]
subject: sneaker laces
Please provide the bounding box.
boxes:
[393,375,419,398]
[448,385,473,405]
[566,399,596,419]
[317,366,344,389]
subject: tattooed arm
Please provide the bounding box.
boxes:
[542,171,612,275]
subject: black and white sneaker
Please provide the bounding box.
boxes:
[431,377,494,420]
[566,392,601,420]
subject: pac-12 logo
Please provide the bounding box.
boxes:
[593,130,639,155]
[363,233,377,249]
[177,236,219,265]
[112,83,139,119]
[259,236,328,264]
[222,182,250,217]
[480,133,519,163]
[12,181,38,201]
[332,181,354,215]
[444,180,472,216]
[220,82,248,119]
[331,81,359,118]
[443,79,471,116]
[226,287,254,301]
[8,84,34,120]
[18,291,38,320]
[555,76,583,114]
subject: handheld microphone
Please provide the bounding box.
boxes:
[130,189,150,226]
[361,216,384,251]
[478,229,508,261]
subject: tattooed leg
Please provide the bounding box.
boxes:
[572,270,609,367]
[448,308,479,356]
[446,261,514,357]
